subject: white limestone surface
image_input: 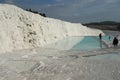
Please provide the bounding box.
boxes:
[0,4,104,53]
[0,47,120,80]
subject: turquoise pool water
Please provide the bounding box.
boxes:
[71,36,113,51]
[46,36,112,51]
[71,36,105,51]
[101,36,114,42]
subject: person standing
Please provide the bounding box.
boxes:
[113,37,119,46]
[99,33,102,40]
[109,36,111,40]
[99,33,102,48]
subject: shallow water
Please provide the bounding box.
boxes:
[45,36,112,51]
[72,36,105,51]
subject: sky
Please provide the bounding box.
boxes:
[0,0,120,23]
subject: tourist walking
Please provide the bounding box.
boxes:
[99,33,102,40]
[109,36,111,40]
[113,37,119,46]
[99,33,102,48]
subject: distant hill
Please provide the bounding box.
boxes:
[25,9,47,17]
[83,21,120,31]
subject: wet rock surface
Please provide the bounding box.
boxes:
[0,48,120,80]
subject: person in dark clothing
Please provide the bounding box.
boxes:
[99,33,102,40]
[99,33,102,48]
[113,37,119,46]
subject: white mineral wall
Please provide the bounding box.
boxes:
[0,4,104,53]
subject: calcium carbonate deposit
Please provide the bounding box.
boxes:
[0,4,120,80]
[0,4,104,53]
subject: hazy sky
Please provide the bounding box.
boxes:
[0,0,120,23]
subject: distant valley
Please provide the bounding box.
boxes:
[83,21,120,31]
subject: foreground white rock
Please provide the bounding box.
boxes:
[0,4,104,53]
[0,48,120,80]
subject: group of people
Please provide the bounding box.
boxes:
[99,33,119,47]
